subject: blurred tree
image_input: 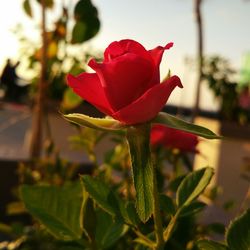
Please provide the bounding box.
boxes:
[21,0,101,158]
[192,0,204,121]
[239,52,250,88]
[203,56,250,123]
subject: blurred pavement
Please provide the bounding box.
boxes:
[0,102,113,163]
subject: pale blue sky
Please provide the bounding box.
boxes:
[0,0,250,109]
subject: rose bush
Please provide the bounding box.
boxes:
[151,124,199,153]
[67,39,182,124]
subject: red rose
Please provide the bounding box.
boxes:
[67,39,182,125]
[151,124,199,153]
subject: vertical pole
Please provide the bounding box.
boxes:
[192,0,203,122]
[30,0,47,158]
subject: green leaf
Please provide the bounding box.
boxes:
[179,201,206,217]
[20,182,82,241]
[80,175,121,217]
[197,240,228,250]
[95,209,128,249]
[126,124,154,223]
[168,174,186,192]
[23,0,32,17]
[74,0,98,20]
[63,113,126,131]
[207,223,226,235]
[226,208,250,250]
[176,167,214,208]
[71,0,100,43]
[159,194,176,216]
[154,112,221,139]
[62,88,82,110]
[59,247,84,250]
[119,202,140,226]
[71,22,87,44]
[80,191,96,241]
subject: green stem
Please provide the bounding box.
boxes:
[152,158,165,250]
[133,228,155,247]
[126,123,165,249]
[90,239,97,250]
[163,210,180,242]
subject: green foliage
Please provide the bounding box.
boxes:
[80,176,129,248]
[81,175,122,217]
[226,208,250,250]
[197,240,228,250]
[95,209,128,249]
[80,194,96,242]
[179,201,206,217]
[23,0,32,17]
[203,56,250,123]
[159,194,176,216]
[154,112,221,139]
[20,182,82,241]
[176,167,214,207]
[20,0,101,104]
[62,88,83,111]
[122,202,140,226]
[162,167,214,243]
[72,22,87,44]
[196,209,250,250]
[71,0,100,43]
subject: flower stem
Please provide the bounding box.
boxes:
[126,123,165,249]
[152,157,165,250]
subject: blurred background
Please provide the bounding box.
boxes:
[0,0,249,234]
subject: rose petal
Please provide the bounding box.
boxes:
[103,41,125,62]
[104,39,152,64]
[149,42,173,66]
[150,124,166,145]
[151,124,199,153]
[89,54,154,111]
[67,73,113,115]
[111,75,183,124]
[148,42,174,83]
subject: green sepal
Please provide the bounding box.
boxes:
[63,113,127,131]
[153,112,222,139]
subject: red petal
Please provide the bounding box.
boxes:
[148,42,174,83]
[111,75,183,124]
[104,39,152,63]
[67,73,113,115]
[89,55,154,111]
[151,124,199,153]
[104,41,125,62]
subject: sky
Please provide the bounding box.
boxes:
[0,0,250,110]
